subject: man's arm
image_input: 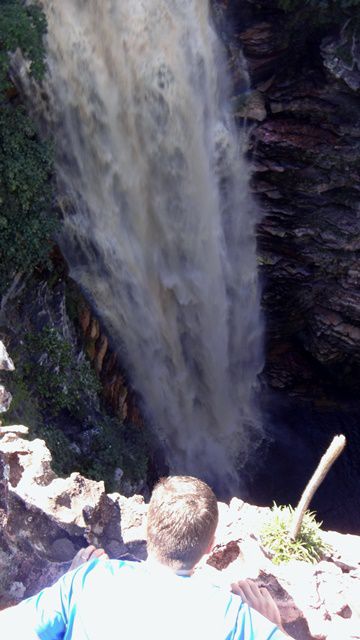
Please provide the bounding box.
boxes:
[0,575,70,640]
[231,580,295,639]
[0,547,108,639]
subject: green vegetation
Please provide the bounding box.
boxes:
[3,366,41,427]
[0,106,56,291]
[32,422,79,478]
[3,358,80,477]
[4,320,149,490]
[260,504,331,565]
[0,0,58,295]
[0,3,150,491]
[82,415,149,490]
[24,326,101,416]
[4,324,100,476]
[0,1,47,92]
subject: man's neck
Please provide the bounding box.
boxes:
[145,556,194,577]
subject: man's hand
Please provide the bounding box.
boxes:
[70,545,109,571]
[231,579,293,637]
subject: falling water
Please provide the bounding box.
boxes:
[27,0,263,494]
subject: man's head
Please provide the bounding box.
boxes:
[146,475,218,572]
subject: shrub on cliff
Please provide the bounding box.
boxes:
[0,1,57,296]
[4,323,149,490]
[260,504,331,564]
[0,1,47,91]
[24,326,101,415]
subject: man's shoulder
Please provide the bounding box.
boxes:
[71,558,143,588]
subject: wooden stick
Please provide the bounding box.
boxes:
[290,434,346,540]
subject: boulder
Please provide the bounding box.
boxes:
[0,342,14,414]
[0,342,14,372]
[0,387,12,415]
[322,21,360,92]
[0,429,147,608]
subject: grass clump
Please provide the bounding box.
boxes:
[260,504,331,565]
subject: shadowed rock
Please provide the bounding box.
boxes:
[0,342,14,414]
[0,430,147,609]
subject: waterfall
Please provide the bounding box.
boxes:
[29,0,264,495]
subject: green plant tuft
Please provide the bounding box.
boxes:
[260,503,331,565]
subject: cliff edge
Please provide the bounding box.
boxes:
[1,342,359,639]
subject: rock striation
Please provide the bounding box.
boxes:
[213,1,360,395]
[76,295,143,426]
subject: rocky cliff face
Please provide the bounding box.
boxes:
[208,0,360,535]
[0,272,156,498]
[213,0,360,396]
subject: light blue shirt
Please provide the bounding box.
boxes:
[0,559,288,639]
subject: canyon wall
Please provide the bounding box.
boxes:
[213,0,360,396]
[2,0,359,532]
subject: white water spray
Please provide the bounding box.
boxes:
[29,0,263,494]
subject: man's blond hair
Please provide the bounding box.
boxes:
[146,475,218,571]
